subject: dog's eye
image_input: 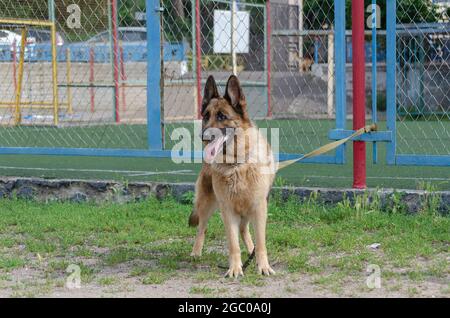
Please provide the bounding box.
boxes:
[217,112,227,121]
[203,112,210,121]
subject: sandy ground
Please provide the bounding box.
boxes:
[1,256,448,298]
[0,61,344,126]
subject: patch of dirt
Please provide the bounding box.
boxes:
[0,265,448,298]
[1,244,448,298]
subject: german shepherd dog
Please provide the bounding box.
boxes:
[189,75,276,277]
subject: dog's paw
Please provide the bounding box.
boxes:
[225,265,244,278]
[190,251,202,258]
[257,263,275,276]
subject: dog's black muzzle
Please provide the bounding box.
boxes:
[201,127,235,142]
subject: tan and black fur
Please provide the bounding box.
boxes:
[189,75,276,277]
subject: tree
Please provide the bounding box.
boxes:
[118,0,146,26]
[303,0,439,30]
[396,0,439,24]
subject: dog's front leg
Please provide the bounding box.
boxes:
[222,209,243,278]
[239,218,254,254]
[190,198,217,257]
[252,200,275,276]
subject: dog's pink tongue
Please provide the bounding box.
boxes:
[204,135,225,163]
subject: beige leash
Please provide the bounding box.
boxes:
[277,123,377,170]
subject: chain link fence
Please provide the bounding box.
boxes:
[0,0,448,165]
[0,0,350,157]
[270,0,337,154]
[0,0,148,149]
[396,0,450,156]
[162,0,338,155]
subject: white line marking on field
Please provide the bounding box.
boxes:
[0,166,195,177]
[304,175,450,181]
[0,166,447,182]
[127,170,194,177]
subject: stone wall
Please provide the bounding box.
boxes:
[0,177,448,215]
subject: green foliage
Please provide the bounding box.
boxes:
[161,0,191,42]
[397,0,440,24]
[303,0,340,29]
[0,0,47,19]
[367,91,387,112]
[142,271,172,284]
[303,0,439,30]
[118,0,146,26]
[181,191,195,205]
[418,182,442,217]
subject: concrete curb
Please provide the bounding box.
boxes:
[0,177,448,214]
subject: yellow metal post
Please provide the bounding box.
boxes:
[14,28,27,126]
[50,23,59,125]
[66,47,73,114]
[0,19,61,124]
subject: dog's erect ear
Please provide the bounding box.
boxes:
[202,75,219,115]
[224,75,246,115]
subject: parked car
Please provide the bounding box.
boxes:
[0,29,36,59]
[75,27,187,76]
[85,27,146,43]
[19,28,66,46]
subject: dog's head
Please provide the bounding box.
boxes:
[201,75,251,163]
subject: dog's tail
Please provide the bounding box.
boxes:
[188,210,199,227]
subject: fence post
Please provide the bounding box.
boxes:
[111,0,120,123]
[12,39,17,94]
[266,0,272,118]
[327,31,334,118]
[120,43,127,112]
[334,0,346,164]
[146,0,163,150]
[386,0,396,165]
[195,0,202,119]
[48,0,55,23]
[297,0,303,62]
[66,47,73,114]
[89,46,95,113]
[371,0,378,164]
[231,0,237,75]
[352,0,366,189]
[313,37,319,64]
[48,0,59,125]
[14,28,27,126]
[50,24,59,125]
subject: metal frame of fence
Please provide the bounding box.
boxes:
[0,0,448,172]
[386,0,450,166]
[0,0,163,157]
[0,0,344,164]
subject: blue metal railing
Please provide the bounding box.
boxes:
[0,42,186,62]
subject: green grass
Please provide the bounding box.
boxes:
[0,195,448,296]
[98,276,119,286]
[0,125,148,149]
[142,271,172,285]
[0,256,25,271]
[0,119,449,190]
[1,119,448,153]
[189,285,215,295]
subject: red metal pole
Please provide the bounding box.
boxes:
[111,0,120,122]
[266,0,272,118]
[195,0,202,119]
[89,46,95,113]
[352,0,366,189]
[120,44,127,112]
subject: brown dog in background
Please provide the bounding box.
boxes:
[188,75,276,277]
